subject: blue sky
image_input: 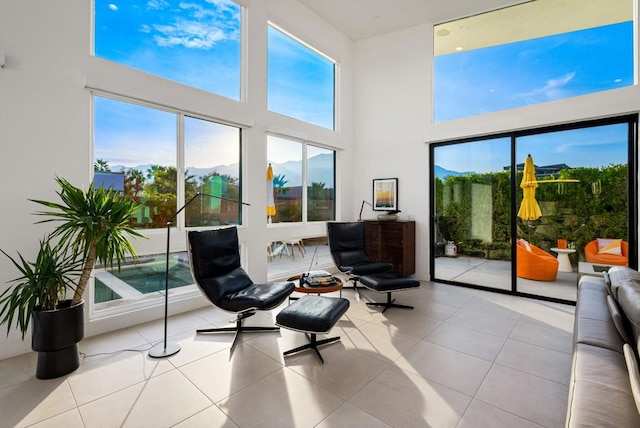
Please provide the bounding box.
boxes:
[94,0,334,168]
[436,123,630,175]
[434,22,634,123]
[94,1,633,173]
[95,0,241,99]
[267,26,335,130]
[434,20,633,173]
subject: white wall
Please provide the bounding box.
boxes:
[354,19,640,281]
[0,0,354,359]
[354,25,433,279]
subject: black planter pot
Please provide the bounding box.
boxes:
[31,300,84,379]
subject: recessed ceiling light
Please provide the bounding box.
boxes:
[456,46,463,51]
[614,78,622,83]
[436,28,450,37]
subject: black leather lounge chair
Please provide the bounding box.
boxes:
[187,227,295,356]
[326,221,393,292]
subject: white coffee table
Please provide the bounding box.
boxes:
[578,262,613,280]
[550,247,576,272]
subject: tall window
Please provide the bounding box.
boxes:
[94,97,176,229]
[433,0,634,122]
[267,24,335,130]
[93,95,242,310]
[307,145,336,221]
[94,0,242,100]
[184,117,242,227]
[267,135,336,223]
[94,96,243,229]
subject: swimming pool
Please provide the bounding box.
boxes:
[94,254,195,303]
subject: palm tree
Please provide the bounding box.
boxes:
[94,159,110,172]
[125,168,145,202]
[31,177,144,306]
[274,174,289,195]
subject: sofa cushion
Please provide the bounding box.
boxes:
[617,279,640,348]
[566,343,640,427]
[623,343,640,415]
[604,271,613,296]
[608,295,631,343]
[607,267,640,300]
[598,238,623,255]
[519,238,532,252]
[572,343,632,392]
[567,380,640,427]
[580,275,607,293]
[576,285,612,322]
[573,316,625,353]
[575,274,626,352]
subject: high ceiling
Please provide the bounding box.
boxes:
[297,0,632,54]
[296,0,530,41]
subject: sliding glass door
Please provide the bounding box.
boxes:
[431,116,636,304]
[515,122,632,301]
[432,137,512,291]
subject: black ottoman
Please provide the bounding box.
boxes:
[359,272,421,313]
[276,295,349,364]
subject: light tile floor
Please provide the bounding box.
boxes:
[0,281,575,428]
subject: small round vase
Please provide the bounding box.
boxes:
[377,213,398,222]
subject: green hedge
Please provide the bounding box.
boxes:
[436,164,628,261]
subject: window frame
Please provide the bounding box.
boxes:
[90,91,246,318]
[267,22,337,130]
[432,1,635,122]
[429,113,639,306]
[92,0,244,101]
[266,133,337,225]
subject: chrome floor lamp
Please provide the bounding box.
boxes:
[148,192,250,358]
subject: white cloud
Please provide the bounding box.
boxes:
[142,0,239,50]
[517,72,576,102]
[153,20,226,49]
[147,0,169,10]
[556,138,622,153]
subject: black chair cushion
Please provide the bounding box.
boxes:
[328,222,367,252]
[340,261,394,276]
[214,279,295,313]
[188,227,294,311]
[277,296,349,334]
[359,272,420,292]
[327,222,393,276]
[189,227,241,279]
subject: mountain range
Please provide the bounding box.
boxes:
[434,165,474,179]
[110,153,335,187]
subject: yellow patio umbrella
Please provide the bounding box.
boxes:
[517,154,542,240]
[266,163,276,222]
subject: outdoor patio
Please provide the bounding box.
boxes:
[267,240,335,281]
[435,255,578,302]
[269,240,578,302]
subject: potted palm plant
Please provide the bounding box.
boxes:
[0,177,143,378]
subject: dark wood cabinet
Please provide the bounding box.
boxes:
[364,220,416,276]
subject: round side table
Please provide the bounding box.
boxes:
[287,274,344,297]
[550,247,576,272]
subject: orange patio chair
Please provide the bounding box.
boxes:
[516,239,559,281]
[584,239,628,266]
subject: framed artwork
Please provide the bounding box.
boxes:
[372,178,398,211]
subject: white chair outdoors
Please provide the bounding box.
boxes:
[281,239,306,259]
